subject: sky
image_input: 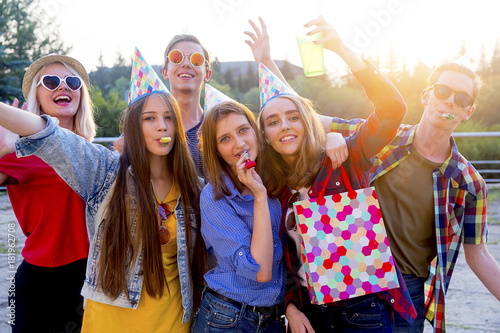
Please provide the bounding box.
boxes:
[43,0,500,76]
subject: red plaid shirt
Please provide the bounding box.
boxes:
[278,61,417,323]
[331,121,488,332]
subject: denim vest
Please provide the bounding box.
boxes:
[15,115,194,323]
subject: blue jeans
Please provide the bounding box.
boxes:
[301,287,393,332]
[393,274,426,333]
[191,288,285,333]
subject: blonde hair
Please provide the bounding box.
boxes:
[26,62,97,142]
[259,95,325,197]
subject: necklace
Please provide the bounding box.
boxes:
[157,202,173,246]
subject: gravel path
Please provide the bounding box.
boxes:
[0,189,498,333]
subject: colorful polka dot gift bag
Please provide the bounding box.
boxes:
[292,166,399,305]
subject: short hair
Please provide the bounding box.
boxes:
[426,62,482,103]
[199,101,259,200]
[163,34,211,71]
[26,62,96,142]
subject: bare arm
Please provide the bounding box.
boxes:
[0,98,29,158]
[463,243,500,301]
[0,102,46,137]
[0,172,8,185]
[305,15,366,73]
[244,17,296,93]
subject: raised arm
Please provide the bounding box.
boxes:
[13,113,119,206]
[245,17,349,168]
[306,16,405,162]
[0,98,28,157]
[244,17,296,93]
[306,15,366,72]
[0,102,46,137]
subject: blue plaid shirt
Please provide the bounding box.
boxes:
[185,119,204,178]
[200,174,285,306]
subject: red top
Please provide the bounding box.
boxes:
[0,153,89,267]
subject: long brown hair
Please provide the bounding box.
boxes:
[258,95,325,197]
[199,101,260,200]
[97,92,204,299]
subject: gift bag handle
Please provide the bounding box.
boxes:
[318,165,354,200]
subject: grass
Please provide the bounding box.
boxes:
[0,243,22,254]
[487,186,500,203]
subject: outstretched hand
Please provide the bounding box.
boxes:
[0,98,28,157]
[304,15,346,54]
[304,15,366,72]
[244,17,271,64]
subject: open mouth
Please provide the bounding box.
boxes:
[54,95,72,105]
[178,73,194,78]
[280,135,296,143]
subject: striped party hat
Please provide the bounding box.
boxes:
[128,47,169,105]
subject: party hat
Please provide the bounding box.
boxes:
[451,54,474,71]
[259,62,296,110]
[204,84,234,114]
[128,47,169,105]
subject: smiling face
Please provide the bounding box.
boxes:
[261,97,305,165]
[141,94,176,157]
[421,70,475,130]
[215,113,258,173]
[36,63,81,129]
[162,41,211,96]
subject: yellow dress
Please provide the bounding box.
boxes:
[82,183,190,333]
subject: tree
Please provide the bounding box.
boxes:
[279,59,298,82]
[0,0,69,101]
[89,53,131,98]
[384,45,399,83]
[222,66,236,88]
[92,87,127,138]
[491,38,500,77]
[209,57,224,84]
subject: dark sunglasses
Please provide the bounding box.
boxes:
[430,84,473,108]
[37,75,82,92]
[286,191,301,231]
[168,49,207,67]
[158,203,173,246]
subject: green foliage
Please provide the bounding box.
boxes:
[241,87,259,114]
[0,0,69,102]
[454,122,500,161]
[92,87,127,137]
[89,53,131,98]
[82,39,500,167]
